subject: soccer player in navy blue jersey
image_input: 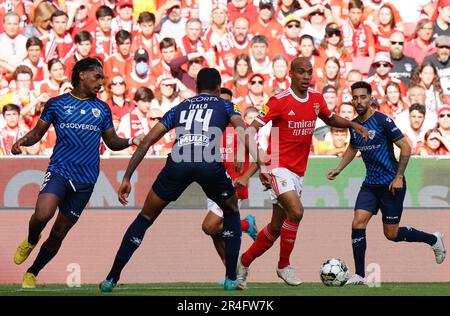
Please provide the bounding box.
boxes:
[99,68,249,292]
[12,58,142,289]
[327,81,446,285]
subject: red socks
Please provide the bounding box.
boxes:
[241,224,279,267]
[240,219,249,232]
[278,220,299,269]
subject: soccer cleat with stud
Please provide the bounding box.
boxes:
[14,236,40,265]
[22,272,37,289]
[345,274,366,285]
[244,215,258,241]
[276,266,302,286]
[99,279,117,292]
[236,255,249,287]
[431,232,446,264]
[224,277,245,291]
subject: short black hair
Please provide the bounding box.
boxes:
[138,11,155,24]
[134,87,154,102]
[409,103,426,115]
[47,58,64,71]
[351,81,372,95]
[51,10,68,21]
[26,37,43,50]
[220,87,232,98]
[2,103,20,116]
[322,85,337,94]
[75,30,93,44]
[115,30,132,45]
[251,35,269,46]
[96,5,114,19]
[71,57,103,88]
[196,68,221,92]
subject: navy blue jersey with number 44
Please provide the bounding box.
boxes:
[350,111,404,186]
[160,94,241,162]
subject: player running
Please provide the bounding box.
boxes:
[236,57,369,287]
[327,81,446,285]
[100,68,249,292]
[12,58,142,288]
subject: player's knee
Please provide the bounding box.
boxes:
[384,230,398,241]
[268,222,282,236]
[33,210,53,224]
[287,208,303,222]
[202,222,218,236]
[352,218,367,229]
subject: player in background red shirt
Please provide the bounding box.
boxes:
[237,57,368,287]
[202,88,259,266]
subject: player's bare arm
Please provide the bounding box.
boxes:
[322,114,369,142]
[11,119,51,155]
[102,128,143,151]
[234,163,259,189]
[389,137,411,194]
[118,123,167,205]
[327,144,358,180]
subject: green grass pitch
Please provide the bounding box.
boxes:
[0,283,449,296]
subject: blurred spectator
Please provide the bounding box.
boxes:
[150,37,178,89]
[67,0,96,36]
[220,87,233,102]
[377,31,418,86]
[415,128,450,156]
[180,18,205,56]
[23,1,54,38]
[341,68,363,103]
[316,57,342,94]
[106,75,132,120]
[104,30,133,80]
[111,0,139,35]
[367,52,406,105]
[299,1,329,47]
[42,10,74,63]
[92,5,116,59]
[338,102,356,120]
[274,0,302,25]
[0,103,29,155]
[117,87,154,142]
[0,12,28,67]
[318,22,352,75]
[250,0,282,41]
[299,34,320,69]
[398,103,427,152]
[237,73,268,113]
[342,0,375,57]
[146,107,175,156]
[243,106,259,125]
[410,62,445,114]
[271,15,302,64]
[59,78,73,95]
[366,4,398,53]
[249,35,272,76]
[315,127,349,156]
[201,3,228,52]
[0,65,37,110]
[267,55,290,92]
[150,76,180,114]
[315,85,339,138]
[22,139,45,155]
[223,54,252,101]
[432,0,450,38]
[20,37,47,89]
[227,0,258,22]
[403,18,436,64]
[156,0,187,47]
[388,0,435,24]
[424,35,450,96]
[215,16,252,76]
[64,30,93,78]
[127,48,153,95]
[379,81,409,120]
[40,58,66,98]
[437,106,450,141]
[169,51,205,93]
[132,12,161,67]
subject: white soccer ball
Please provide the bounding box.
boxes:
[320,258,349,287]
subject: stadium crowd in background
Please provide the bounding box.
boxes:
[0,0,449,157]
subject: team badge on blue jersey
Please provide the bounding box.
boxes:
[92,108,100,118]
[368,130,376,140]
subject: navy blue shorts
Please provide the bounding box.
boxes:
[354,179,406,224]
[152,155,236,204]
[39,171,95,223]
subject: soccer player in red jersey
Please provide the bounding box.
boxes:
[237,57,369,287]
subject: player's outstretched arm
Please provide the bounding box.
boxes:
[327,144,358,180]
[102,128,142,151]
[11,119,50,155]
[389,137,411,194]
[322,114,369,142]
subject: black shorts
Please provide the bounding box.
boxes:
[152,155,236,204]
[354,179,406,224]
[39,171,95,223]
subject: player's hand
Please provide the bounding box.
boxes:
[132,134,144,146]
[118,179,132,205]
[11,138,25,155]
[353,124,369,142]
[259,172,272,191]
[234,176,248,189]
[234,161,244,174]
[389,175,404,195]
[327,168,341,180]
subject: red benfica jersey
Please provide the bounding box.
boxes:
[104,53,133,81]
[222,125,250,200]
[41,31,75,63]
[216,33,252,76]
[255,88,332,176]
[91,27,117,60]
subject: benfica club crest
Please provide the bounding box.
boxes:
[92,108,101,118]
[313,103,320,115]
